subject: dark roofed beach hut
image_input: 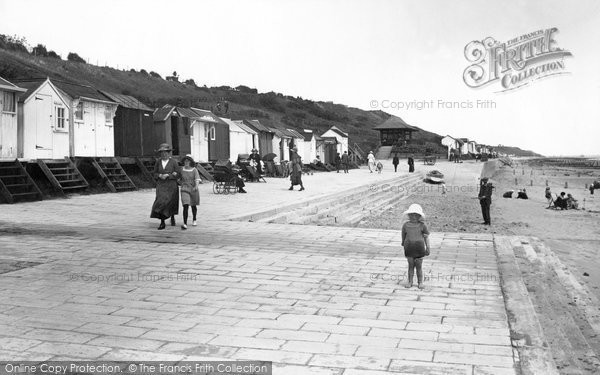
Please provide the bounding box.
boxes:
[243,119,273,156]
[101,91,154,156]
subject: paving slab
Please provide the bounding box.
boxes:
[0,163,520,374]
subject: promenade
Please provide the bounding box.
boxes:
[0,162,519,374]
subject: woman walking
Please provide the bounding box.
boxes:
[150,143,180,230]
[179,154,201,230]
[289,147,305,191]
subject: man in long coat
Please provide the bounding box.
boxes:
[478,177,493,225]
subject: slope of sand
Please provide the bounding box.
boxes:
[360,158,600,299]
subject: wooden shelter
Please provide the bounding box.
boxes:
[0,77,26,159]
[301,129,317,162]
[190,108,229,162]
[221,118,257,161]
[243,119,273,156]
[321,125,349,154]
[15,78,71,160]
[373,116,418,146]
[52,80,118,157]
[100,91,154,157]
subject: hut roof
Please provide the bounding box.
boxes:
[244,119,272,133]
[287,129,305,139]
[373,115,418,131]
[100,91,152,111]
[190,108,227,125]
[269,127,291,139]
[233,120,258,135]
[11,78,45,100]
[302,129,315,141]
[327,126,348,137]
[0,76,26,93]
[52,80,115,103]
[153,104,176,121]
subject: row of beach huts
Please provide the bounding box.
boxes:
[0,76,351,203]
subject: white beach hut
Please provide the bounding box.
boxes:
[0,77,26,159]
[53,81,118,157]
[301,129,317,162]
[220,117,257,161]
[15,78,71,159]
[441,135,460,160]
[321,125,349,154]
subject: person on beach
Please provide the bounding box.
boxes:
[341,151,349,173]
[545,187,554,208]
[516,189,528,199]
[249,149,262,175]
[376,160,384,173]
[289,147,305,191]
[408,154,415,173]
[554,192,568,210]
[567,193,579,210]
[179,155,202,230]
[335,152,342,173]
[392,154,399,172]
[478,177,493,225]
[401,204,431,289]
[150,143,180,230]
[368,151,376,173]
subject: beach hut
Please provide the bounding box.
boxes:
[314,134,325,162]
[100,91,154,157]
[12,78,70,160]
[321,136,339,164]
[458,138,470,156]
[0,77,26,159]
[321,125,349,154]
[243,119,273,156]
[191,108,229,162]
[153,105,192,157]
[221,117,256,161]
[269,127,291,161]
[287,129,305,160]
[441,135,461,160]
[52,80,118,157]
[301,129,317,162]
[234,120,257,150]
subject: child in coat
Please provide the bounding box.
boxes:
[401,204,431,289]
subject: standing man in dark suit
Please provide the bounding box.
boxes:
[392,154,399,172]
[407,155,415,173]
[341,151,349,173]
[478,177,493,225]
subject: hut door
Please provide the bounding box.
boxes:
[74,102,96,156]
[34,94,53,159]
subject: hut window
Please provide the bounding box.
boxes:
[2,91,16,113]
[56,107,66,129]
[75,102,83,120]
[209,125,216,140]
[104,105,113,124]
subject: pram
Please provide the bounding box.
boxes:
[213,160,241,195]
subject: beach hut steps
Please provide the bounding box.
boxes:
[0,159,44,204]
[91,157,137,193]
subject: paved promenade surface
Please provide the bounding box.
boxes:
[0,163,517,374]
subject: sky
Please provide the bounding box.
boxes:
[1,0,599,156]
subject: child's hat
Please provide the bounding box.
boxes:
[403,203,425,218]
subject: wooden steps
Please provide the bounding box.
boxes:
[37,158,89,196]
[135,157,157,186]
[197,162,215,182]
[0,159,43,204]
[91,157,137,193]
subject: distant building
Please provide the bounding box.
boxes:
[321,126,348,155]
[373,116,418,146]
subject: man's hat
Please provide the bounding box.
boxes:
[481,177,489,182]
[157,143,172,152]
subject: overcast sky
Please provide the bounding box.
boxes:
[1,0,598,156]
